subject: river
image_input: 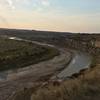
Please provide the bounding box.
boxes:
[56,51,92,79]
[9,37,92,79]
[0,37,92,80]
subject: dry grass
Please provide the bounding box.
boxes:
[12,64,100,100]
[31,64,100,100]
[11,53,100,100]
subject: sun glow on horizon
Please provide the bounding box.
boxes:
[0,0,100,33]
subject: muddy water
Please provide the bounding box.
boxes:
[57,51,92,79]
[0,37,92,80]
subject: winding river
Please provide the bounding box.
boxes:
[0,37,92,80]
[9,37,92,79]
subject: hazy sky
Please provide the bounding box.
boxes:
[0,0,100,33]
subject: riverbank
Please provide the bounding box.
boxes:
[8,46,99,100]
[51,51,92,80]
[0,44,72,100]
[4,49,94,100]
[30,64,100,100]
[30,54,100,100]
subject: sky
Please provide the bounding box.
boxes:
[0,0,100,33]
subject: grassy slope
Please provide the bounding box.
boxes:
[0,37,59,71]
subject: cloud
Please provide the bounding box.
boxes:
[0,0,15,10]
[0,0,51,11]
[6,0,15,9]
[0,15,9,27]
[40,0,50,6]
[0,0,28,10]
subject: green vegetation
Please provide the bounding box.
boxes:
[0,37,59,71]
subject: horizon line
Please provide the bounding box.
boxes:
[0,27,100,34]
